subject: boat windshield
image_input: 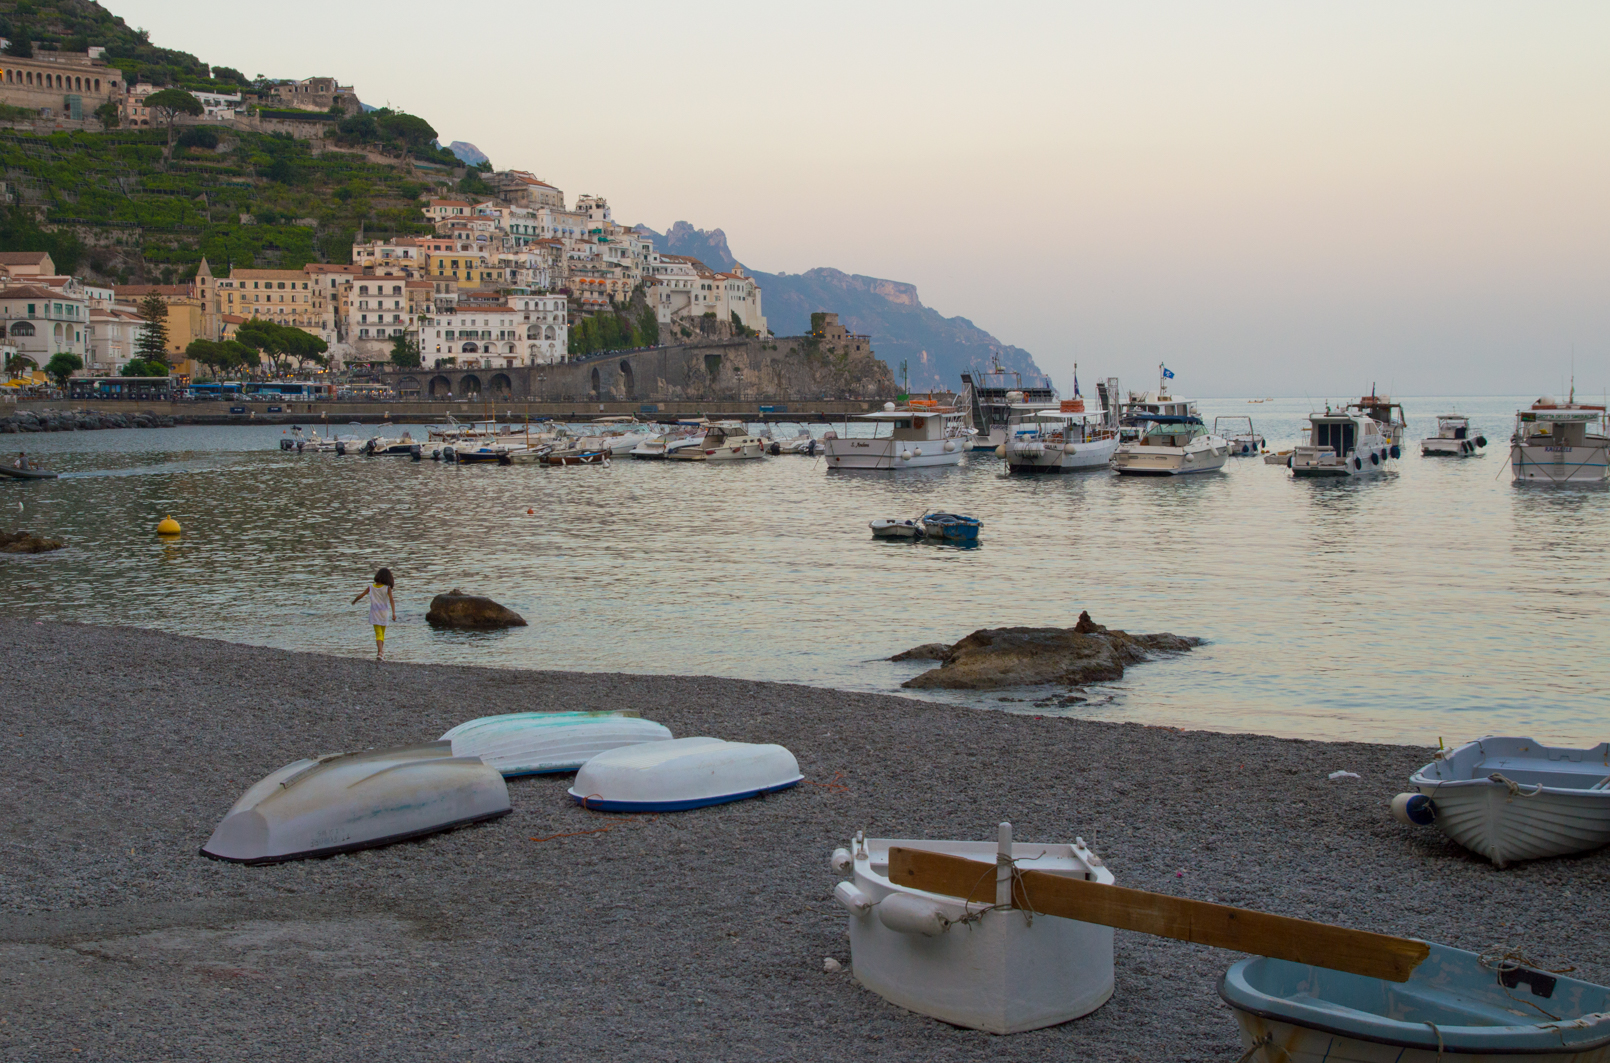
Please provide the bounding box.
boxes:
[1312,420,1357,453]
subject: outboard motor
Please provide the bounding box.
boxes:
[279,437,295,451]
[411,445,423,461]
[335,441,346,456]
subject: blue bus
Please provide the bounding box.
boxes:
[245,382,335,401]
[188,382,244,400]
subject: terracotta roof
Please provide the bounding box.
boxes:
[0,284,70,299]
[0,252,50,266]
[113,284,190,297]
[303,264,357,273]
[221,314,248,323]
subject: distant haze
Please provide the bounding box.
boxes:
[119,1,1610,398]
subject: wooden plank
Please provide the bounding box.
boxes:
[887,847,1429,983]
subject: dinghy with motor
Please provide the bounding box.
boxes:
[869,517,923,539]
[200,742,510,864]
[568,736,800,811]
[1221,943,1610,1061]
[440,711,673,777]
[1391,737,1610,867]
[0,464,57,479]
[831,824,1116,1033]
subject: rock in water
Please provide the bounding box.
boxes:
[0,530,65,554]
[898,612,1200,690]
[425,588,528,630]
[888,642,950,662]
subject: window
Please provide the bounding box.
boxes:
[11,321,35,336]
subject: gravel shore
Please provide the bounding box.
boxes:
[3,618,1607,1062]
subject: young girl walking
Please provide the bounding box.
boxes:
[352,568,396,659]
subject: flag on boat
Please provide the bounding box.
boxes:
[1073,371,1081,397]
[1162,366,1175,379]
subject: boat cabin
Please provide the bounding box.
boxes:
[1517,406,1606,448]
[1310,414,1366,456]
[850,404,966,442]
[1433,415,1470,440]
[1348,394,1406,429]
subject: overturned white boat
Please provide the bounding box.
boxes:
[831,824,1115,1033]
[440,711,673,777]
[569,736,801,811]
[201,742,510,864]
[1392,737,1610,867]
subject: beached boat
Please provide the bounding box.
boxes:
[1110,383,1227,476]
[1290,406,1395,477]
[0,464,57,479]
[1214,416,1266,456]
[200,742,510,864]
[440,711,673,777]
[869,518,923,539]
[1001,400,1119,473]
[1221,942,1610,1061]
[1421,414,1487,457]
[1391,736,1610,867]
[1510,396,1610,484]
[824,401,970,470]
[568,736,801,811]
[832,826,1115,1033]
[1348,391,1409,447]
[921,512,981,542]
[665,421,767,461]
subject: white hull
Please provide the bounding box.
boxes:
[569,737,801,811]
[1111,437,1227,476]
[1511,440,1610,483]
[1416,782,1610,867]
[1422,438,1482,457]
[667,441,766,460]
[441,711,673,777]
[1006,435,1119,472]
[1224,434,1265,456]
[825,438,964,470]
[1290,446,1393,477]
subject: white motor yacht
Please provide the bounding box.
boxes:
[824,401,969,470]
[1110,380,1226,476]
[1346,391,1408,448]
[1510,395,1609,483]
[1290,406,1393,477]
[630,422,707,460]
[665,421,767,461]
[1421,414,1487,457]
[1001,400,1119,473]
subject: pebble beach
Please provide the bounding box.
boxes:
[3,618,1609,1062]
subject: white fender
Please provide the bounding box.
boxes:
[830,847,853,873]
[834,880,874,916]
[877,892,952,936]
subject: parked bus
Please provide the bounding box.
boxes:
[68,376,175,401]
[244,381,335,400]
[187,382,245,400]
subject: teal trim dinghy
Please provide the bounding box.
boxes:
[440,711,673,777]
[1221,942,1610,1061]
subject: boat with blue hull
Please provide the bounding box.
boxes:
[921,512,980,542]
[568,736,801,812]
[1222,942,1610,1061]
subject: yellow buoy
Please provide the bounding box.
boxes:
[157,515,181,536]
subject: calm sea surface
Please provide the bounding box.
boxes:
[2,395,1605,747]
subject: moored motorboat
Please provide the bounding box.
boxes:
[1002,397,1119,473]
[766,427,821,456]
[921,512,980,542]
[362,428,422,457]
[1391,736,1610,867]
[824,401,970,470]
[568,736,801,811]
[630,422,705,459]
[832,825,1115,1034]
[1347,391,1409,447]
[200,742,510,864]
[440,711,673,777]
[665,421,767,461]
[1290,406,1395,477]
[869,518,923,539]
[1421,414,1487,457]
[1510,395,1610,483]
[1221,942,1610,1061]
[1111,370,1227,476]
[540,446,611,466]
[1213,416,1266,456]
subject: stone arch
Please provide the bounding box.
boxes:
[590,367,601,400]
[429,375,453,398]
[544,325,556,340]
[10,321,34,336]
[490,373,512,396]
[461,374,482,397]
[461,341,479,353]
[397,376,420,396]
[619,359,635,399]
[526,325,540,340]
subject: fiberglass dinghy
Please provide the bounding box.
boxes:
[568,736,801,811]
[440,711,673,777]
[1392,737,1610,867]
[201,742,510,864]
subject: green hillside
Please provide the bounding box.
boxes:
[0,0,241,90]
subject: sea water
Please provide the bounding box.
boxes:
[2,395,1604,746]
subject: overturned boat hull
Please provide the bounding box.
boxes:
[441,711,673,776]
[569,736,801,811]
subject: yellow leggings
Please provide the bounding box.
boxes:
[373,625,386,641]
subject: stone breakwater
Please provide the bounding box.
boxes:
[0,407,177,433]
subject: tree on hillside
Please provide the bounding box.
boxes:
[135,293,171,366]
[93,101,120,129]
[44,352,82,388]
[7,32,33,59]
[378,112,436,152]
[144,88,204,168]
[389,333,421,369]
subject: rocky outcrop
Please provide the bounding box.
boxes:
[425,589,528,630]
[0,530,64,553]
[0,408,176,433]
[896,612,1201,691]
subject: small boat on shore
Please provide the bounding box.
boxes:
[569,736,801,811]
[1421,414,1487,457]
[1221,942,1610,1061]
[441,711,673,777]
[870,518,923,539]
[200,742,510,864]
[1392,736,1610,867]
[921,512,980,543]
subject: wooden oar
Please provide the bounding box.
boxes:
[888,847,1429,983]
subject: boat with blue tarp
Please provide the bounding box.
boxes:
[921,512,981,542]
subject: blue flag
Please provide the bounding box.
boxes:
[1073,371,1081,397]
[1162,367,1175,379]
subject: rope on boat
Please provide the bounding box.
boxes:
[1232,1032,1281,1063]
[1478,945,1570,1022]
[945,851,1053,930]
[1424,1021,1444,1061]
[1487,772,1544,800]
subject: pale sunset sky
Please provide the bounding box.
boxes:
[118,1,1609,397]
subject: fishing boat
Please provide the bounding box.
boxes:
[1221,942,1610,1061]
[1002,398,1119,473]
[1290,406,1395,477]
[1391,737,1610,867]
[1510,395,1610,484]
[921,512,980,542]
[1110,373,1228,476]
[200,742,510,864]
[831,826,1115,1033]
[869,518,923,539]
[1214,416,1266,456]
[823,401,970,470]
[665,421,767,461]
[540,446,611,466]
[568,736,801,811]
[440,711,673,777]
[1421,414,1487,457]
[0,464,57,480]
[1348,390,1409,447]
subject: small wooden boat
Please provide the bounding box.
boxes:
[869,518,922,539]
[440,711,673,777]
[0,465,58,480]
[540,448,610,466]
[921,512,981,542]
[201,742,510,864]
[1393,737,1610,867]
[568,736,801,811]
[1221,943,1610,1061]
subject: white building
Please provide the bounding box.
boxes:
[86,305,146,374]
[0,283,89,366]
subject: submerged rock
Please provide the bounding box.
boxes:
[425,588,527,630]
[888,642,950,662]
[899,611,1200,691]
[0,530,64,554]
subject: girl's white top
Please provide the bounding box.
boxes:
[368,585,392,624]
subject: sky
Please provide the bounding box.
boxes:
[116,1,1610,398]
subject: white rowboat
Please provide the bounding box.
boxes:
[569,736,801,811]
[440,711,673,777]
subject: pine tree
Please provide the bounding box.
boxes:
[135,293,171,367]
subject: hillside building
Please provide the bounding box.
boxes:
[218,269,320,332]
[268,77,360,115]
[484,171,564,210]
[0,51,124,120]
